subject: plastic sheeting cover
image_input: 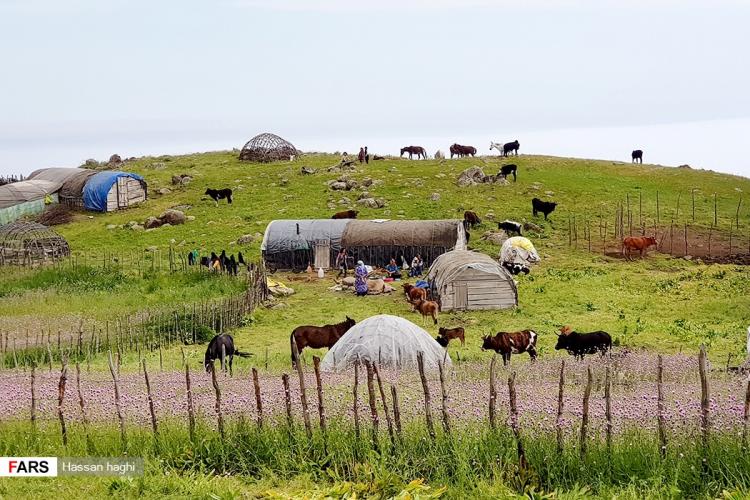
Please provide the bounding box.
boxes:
[500,236,540,267]
[260,219,350,253]
[82,171,144,212]
[341,219,466,249]
[0,180,62,209]
[427,249,513,286]
[28,168,97,198]
[320,314,452,373]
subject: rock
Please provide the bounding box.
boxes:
[160,223,172,228]
[146,246,159,252]
[457,166,487,186]
[144,216,163,229]
[485,212,495,221]
[430,192,441,201]
[523,221,543,233]
[171,174,192,186]
[149,162,166,170]
[82,159,101,169]
[677,164,692,169]
[327,202,336,209]
[361,177,373,187]
[338,197,351,205]
[108,154,122,165]
[357,197,380,208]
[106,224,117,230]
[131,224,144,231]
[480,231,508,246]
[358,191,370,200]
[169,239,176,245]
[186,215,196,221]
[329,181,348,191]
[269,285,295,297]
[684,255,693,260]
[269,302,289,310]
[345,178,359,190]
[159,209,186,225]
[157,188,171,195]
[300,166,316,175]
[237,234,256,245]
[279,178,289,186]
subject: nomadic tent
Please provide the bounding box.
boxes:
[0,180,61,225]
[340,219,466,268]
[319,314,452,372]
[28,167,97,209]
[500,237,540,274]
[82,171,147,212]
[261,219,350,271]
[239,132,299,162]
[427,250,517,311]
[0,221,70,266]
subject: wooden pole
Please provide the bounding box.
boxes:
[185,362,195,441]
[676,192,681,222]
[210,362,225,439]
[556,360,565,453]
[684,224,689,257]
[75,363,92,451]
[489,355,497,429]
[353,359,360,438]
[364,361,379,446]
[742,376,750,451]
[698,346,710,452]
[252,367,263,428]
[58,359,68,447]
[604,366,612,453]
[736,196,742,228]
[580,366,593,457]
[142,359,158,437]
[373,364,395,446]
[714,193,718,226]
[391,384,402,437]
[657,355,667,457]
[417,352,436,439]
[107,351,125,450]
[508,371,527,470]
[656,191,660,224]
[291,338,312,438]
[692,189,696,222]
[437,360,451,435]
[313,356,327,435]
[30,364,37,431]
[282,374,294,430]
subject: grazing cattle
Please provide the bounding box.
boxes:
[555,326,611,359]
[437,326,465,347]
[205,188,233,205]
[499,164,518,182]
[400,146,427,160]
[332,209,358,219]
[631,150,643,164]
[503,140,520,157]
[413,298,439,325]
[373,155,386,161]
[498,220,522,236]
[290,316,356,365]
[403,283,427,302]
[481,330,538,365]
[621,236,657,260]
[464,210,482,229]
[450,144,477,158]
[204,334,252,376]
[532,198,557,220]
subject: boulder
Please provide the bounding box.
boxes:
[144,216,163,229]
[157,187,171,195]
[329,181,348,191]
[300,166,316,175]
[171,174,193,186]
[237,234,256,245]
[480,231,508,246]
[457,166,487,186]
[430,192,441,201]
[523,221,543,233]
[159,209,186,226]
[108,154,122,165]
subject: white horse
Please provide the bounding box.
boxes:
[489,141,505,154]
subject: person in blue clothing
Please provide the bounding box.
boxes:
[354,260,369,296]
[385,258,402,279]
[409,254,424,277]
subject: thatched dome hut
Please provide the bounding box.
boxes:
[0,221,70,266]
[239,133,299,162]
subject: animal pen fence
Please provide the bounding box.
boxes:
[0,262,269,370]
[566,190,750,263]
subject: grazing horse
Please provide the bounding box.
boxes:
[499,164,517,182]
[489,141,505,154]
[632,150,643,163]
[450,144,477,158]
[400,146,427,160]
[290,316,356,365]
[204,334,252,376]
[503,140,520,157]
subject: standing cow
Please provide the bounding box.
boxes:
[555,326,611,359]
[621,236,657,260]
[481,330,538,365]
[632,150,643,164]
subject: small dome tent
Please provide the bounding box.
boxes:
[239,133,299,162]
[427,250,517,311]
[82,171,147,212]
[0,221,70,266]
[320,314,451,373]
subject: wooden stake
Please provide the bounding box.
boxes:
[580,366,593,457]
[742,376,750,451]
[489,355,497,429]
[605,366,612,453]
[657,355,667,457]
[75,363,92,451]
[508,371,526,470]
[108,351,126,450]
[282,373,293,430]
[556,360,565,453]
[252,367,263,428]
[391,384,402,437]
[142,359,158,437]
[185,362,196,441]
[373,364,395,446]
[698,346,710,452]
[291,338,312,438]
[417,352,436,439]
[353,360,360,438]
[313,356,327,435]
[210,362,225,439]
[437,360,451,435]
[30,364,37,431]
[58,359,68,447]
[364,361,379,446]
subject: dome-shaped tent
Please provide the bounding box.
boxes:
[320,314,451,373]
[0,221,70,266]
[239,133,299,162]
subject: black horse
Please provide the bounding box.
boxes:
[204,334,252,376]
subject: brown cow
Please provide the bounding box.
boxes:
[332,210,358,219]
[413,298,439,325]
[402,283,427,306]
[463,210,482,229]
[621,236,657,260]
[481,330,538,365]
[437,327,465,347]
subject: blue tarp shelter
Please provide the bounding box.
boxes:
[82,171,146,212]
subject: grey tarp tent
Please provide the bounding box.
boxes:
[427,250,518,311]
[0,180,62,225]
[28,167,97,209]
[261,219,350,271]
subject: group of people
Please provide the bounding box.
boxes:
[357,146,370,164]
[335,248,425,297]
[385,255,424,279]
[188,249,245,275]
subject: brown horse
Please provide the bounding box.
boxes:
[290,316,356,365]
[400,146,427,159]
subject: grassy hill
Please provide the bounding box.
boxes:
[3,151,750,367]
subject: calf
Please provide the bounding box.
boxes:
[332,209,358,219]
[413,298,439,325]
[498,220,522,236]
[403,283,427,304]
[621,236,657,260]
[437,326,465,347]
[481,330,538,365]
[205,188,233,205]
[555,326,611,359]
[464,210,482,228]
[631,149,643,164]
[499,164,517,182]
[532,198,557,220]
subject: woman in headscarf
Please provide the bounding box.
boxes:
[354,260,369,296]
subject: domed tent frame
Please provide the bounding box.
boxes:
[0,221,70,266]
[239,133,299,163]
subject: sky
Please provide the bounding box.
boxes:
[1,0,749,176]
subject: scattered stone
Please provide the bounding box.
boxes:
[357,197,386,209]
[171,174,192,186]
[146,246,159,252]
[361,177,373,187]
[430,192,441,201]
[523,221,543,233]
[485,212,495,221]
[144,216,162,229]
[480,231,509,246]
[157,187,171,195]
[457,166,487,187]
[106,224,117,230]
[329,181,348,191]
[357,192,370,200]
[237,234,256,245]
[131,224,144,231]
[159,209,186,225]
[677,164,692,169]
[108,154,122,165]
[338,197,351,205]
[300,166,316,175]
[186,215,196,221]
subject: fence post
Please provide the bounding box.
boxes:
[210,362,225,439]
[107,351,126,451]
[75,363,92,451]
[657,355,667,457]
[282,373,294,431]
[185,362,196,441]
[30,364,37,432]
[605,365,612,453]
[391,384,403,438]
[364,360,379,447]
[556,360,565,453]
[58,359,69,447]
[417,352,436,439]
[252,367,263,428]
[313,356,327,435]
[508,371,527,470]
[373,364,395,447]
[142,359,158,437]
[580,366,593,457]
[438,360,451,435]
[698,346,710,453]
[489,355,497,429]
[742,376,750,451]
[291,338,312,438]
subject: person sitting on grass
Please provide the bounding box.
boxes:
[410,254,424,277]
[385,258,402,280]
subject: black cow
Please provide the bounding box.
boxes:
[503,140,520,157]
[498,220,522,236]
[204,334,252,376]
[532,198,557,220]
[499,164,517,182]
[554,327,612,360]
[481,330,538,365]
[464,210,482,229]
[631,150,643,164]
[229,255,238,276]
[205,188,233,205]
[200,256,210,267]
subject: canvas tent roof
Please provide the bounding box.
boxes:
[341,219,466,249]
[261,219,350,254]
[320,314,452,373]
[427,249,514,285]
[0,180,62,209]
[82,171,145,212]
[28,168,97,198]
